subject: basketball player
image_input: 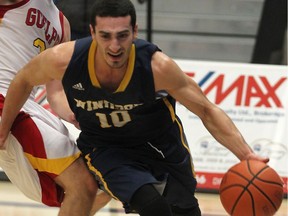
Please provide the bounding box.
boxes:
[0,0,269,215]
[0,0,110,215]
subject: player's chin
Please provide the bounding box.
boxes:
[108,60,126,69]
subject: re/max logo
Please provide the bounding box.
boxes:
[185,71,287,108]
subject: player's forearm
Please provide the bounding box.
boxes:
[46,80,74,123]
[201,105,253,160]
[47,91,80,130]
[48,94,74,123]
[49,98,80,129]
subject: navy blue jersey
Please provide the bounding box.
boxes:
[62,37,199,212]
[62,37,177,149]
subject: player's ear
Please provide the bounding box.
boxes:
[90,24,95,38]
[133,23,138,39]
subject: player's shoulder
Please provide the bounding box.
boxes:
[133,38,159,52]
[152,51,173,70]
[51,40,75,58]
[44,41,75,68]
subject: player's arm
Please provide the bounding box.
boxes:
[45,16,79,127]
[0,41,74,148]
[151,51,269,162]
[46,79,80,128]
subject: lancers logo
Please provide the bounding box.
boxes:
[72,83,85,91]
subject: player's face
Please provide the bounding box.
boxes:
[91,16,137,69]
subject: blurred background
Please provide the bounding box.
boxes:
[55,0,287,64]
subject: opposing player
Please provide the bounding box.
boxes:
[0,0,110,215]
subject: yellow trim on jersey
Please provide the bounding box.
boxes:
[175,118,190,154]
[115,44,135,93]
[175,118,196,177]
[88,40,100,87]
[162,97,196,177]
[163,97,176,122]
[24,152,81,175]
[85,154,119,200]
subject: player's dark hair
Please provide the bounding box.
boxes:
[90,0,136,30]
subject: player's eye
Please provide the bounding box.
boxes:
[100,33,110,40]
[117,33,129,40]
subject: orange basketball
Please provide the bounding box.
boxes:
[219,160,284,216]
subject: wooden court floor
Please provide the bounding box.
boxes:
[0,181,287,216]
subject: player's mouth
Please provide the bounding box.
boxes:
[107,52,123,60]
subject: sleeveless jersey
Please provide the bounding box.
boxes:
[0,0,64,99]
[62,37,177,149]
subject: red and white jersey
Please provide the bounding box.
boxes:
[0,0,64,99]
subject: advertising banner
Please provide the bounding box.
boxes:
[175,60,288,194]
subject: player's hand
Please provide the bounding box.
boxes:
[244,153,269,163]
[67,113,80,130]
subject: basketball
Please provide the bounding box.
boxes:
[219,160,284,216]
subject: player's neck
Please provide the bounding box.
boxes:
[96,64,128,93]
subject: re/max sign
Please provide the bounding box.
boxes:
[185,71,287,108]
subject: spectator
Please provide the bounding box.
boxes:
[56,0,95,40]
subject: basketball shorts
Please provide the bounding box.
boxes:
[0,94,80,207]
[83,118,199,211]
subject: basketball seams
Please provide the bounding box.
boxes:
[220,171,254,215]
[221,170,256,216]
[247,160,283,186]
[231,186,256,216]
[247,159,268,177]
[247,160,280,210]
[255,178,283,186]
[253,186,278,211]
[220,169,251,192]
[227,164,278,211]
[220,160,283,215]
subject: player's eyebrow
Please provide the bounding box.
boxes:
[98,29,130,35]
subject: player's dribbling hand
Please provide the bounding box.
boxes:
[244,152,269,163]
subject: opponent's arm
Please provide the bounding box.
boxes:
[152,51,268,162]
[0,41,74,147]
